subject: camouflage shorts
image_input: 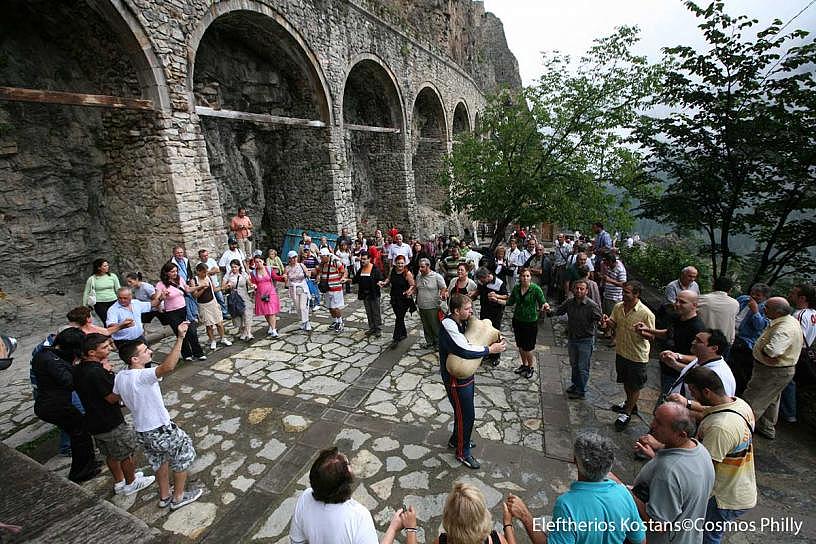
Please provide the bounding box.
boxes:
[136,423,196,472]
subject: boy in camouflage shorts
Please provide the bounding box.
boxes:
[115,323,202,509]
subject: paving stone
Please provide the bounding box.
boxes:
[336,428,371,451]
[257,438,287,461]
[349,449,382,479]
[370,476,395,500]
[371,437,400,452]
[402,444,430,460]
[398,471,430,490]
[163,501,217,538]
[252,494,300,539]
[352,483,378,510]
[282,414,311,432]
[386,456,407,472]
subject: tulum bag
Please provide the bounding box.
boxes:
[87,276,97,307]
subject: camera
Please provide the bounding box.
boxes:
[261,294,270,302]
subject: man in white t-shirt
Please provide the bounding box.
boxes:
[386,233,412,265]
[114,323,202,510]
[290,447,415,544]
[199,248,228,318]
[219,237,247,274]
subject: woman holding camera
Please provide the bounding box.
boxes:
[250,254,285,337]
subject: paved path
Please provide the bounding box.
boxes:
[2,290,815,543]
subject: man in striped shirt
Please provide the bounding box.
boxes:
[316,248,348,332]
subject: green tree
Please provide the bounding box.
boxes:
[632,1,816,287]
[445,26,661,250]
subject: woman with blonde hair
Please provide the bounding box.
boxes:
[436,482,515,544]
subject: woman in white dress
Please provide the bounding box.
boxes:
[222,259,255,340]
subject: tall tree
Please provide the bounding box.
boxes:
[445,26,661,250]
[632,1,816,286]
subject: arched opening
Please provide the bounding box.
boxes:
[452,101,471,139]
[192,8,334,247]
[412,86,448,211]
[342,57,408,229]
[0,0,167,328]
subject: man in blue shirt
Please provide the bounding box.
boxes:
[107,288,162,350]
[505,432,645,544]
[730,283,770,395]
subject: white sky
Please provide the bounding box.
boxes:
[481,0,816,86]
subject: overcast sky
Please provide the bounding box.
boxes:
[482,0,816,86]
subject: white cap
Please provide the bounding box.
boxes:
[319,247,331,257]
[287,250,298,259]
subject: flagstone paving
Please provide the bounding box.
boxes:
[4,287,816,543]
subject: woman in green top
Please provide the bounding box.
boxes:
[265,249,284,276]
[82,258,121,323]
[490,268,549,379]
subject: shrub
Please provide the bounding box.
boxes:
[619,236,711,292]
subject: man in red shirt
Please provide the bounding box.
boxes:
[229,208,253,258]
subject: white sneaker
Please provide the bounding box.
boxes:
[267,326,274,335]
[114,471,144,494]
[270,329,278,338]
[209,341,217,350]
[170,488,203,510]
[122,475,156,496]
[304,322,312,331]
[221,338,232,346]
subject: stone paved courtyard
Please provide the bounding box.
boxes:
[3,289,815,543]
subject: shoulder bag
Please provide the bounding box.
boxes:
[87,276,97,306]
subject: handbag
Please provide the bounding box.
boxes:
[87,276,97,306]
[317,264,331,293]
[227,290,246,318]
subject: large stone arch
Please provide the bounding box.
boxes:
[190,3,336,248]
[412,84,449,212]
[342,55,411,230]
[0,0,176,331]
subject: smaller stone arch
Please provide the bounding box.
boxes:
[188,0,333,123]
[342,54,409,230]
[341,54,406,130]
[412,84,449,212]
[452,100,471,138]
[412,83,448,142]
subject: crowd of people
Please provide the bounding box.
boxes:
[17,208,816,542]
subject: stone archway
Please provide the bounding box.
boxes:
[412,85,448,211]
[191,7,335,248]
[452,101,471,139]
[342,56,410,231]
[0,0,171,331]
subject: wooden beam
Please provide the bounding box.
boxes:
[196,106,326,128]
[345,123,401,134]
[419,136,447,144]
[0,86,154,110]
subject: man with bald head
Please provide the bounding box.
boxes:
[636,289,705,394]
[742,297,803,439]
[611,402,714,544]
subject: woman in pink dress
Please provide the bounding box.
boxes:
[249,255,285,337]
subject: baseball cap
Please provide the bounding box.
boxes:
[319,247,331,257]
[253,250,263,257]
[287,250,298,259]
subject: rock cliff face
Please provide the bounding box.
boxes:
[361,0,522,92]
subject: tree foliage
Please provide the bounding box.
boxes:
[444,26,661,249]
[632,1,816,287]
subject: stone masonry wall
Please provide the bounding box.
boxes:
[1,0,520,330]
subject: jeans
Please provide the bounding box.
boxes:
[780,380,797,421]
[35,401,96,481]
[703,496,749,544]
[164,307,204,358]
[443,371,475,459]
[59,392,86,454]
[568,337,594,394]
[214,289,229,318]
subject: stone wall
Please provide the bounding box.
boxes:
[0,0,520,331]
